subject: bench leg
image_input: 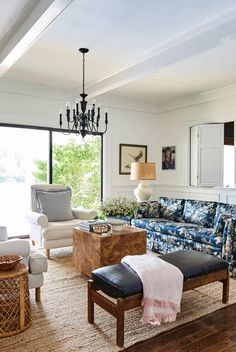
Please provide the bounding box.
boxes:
[116,298,125,347]
[222,273,229,304]
[88,280,94,324]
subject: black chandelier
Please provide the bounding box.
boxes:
[59,48,108,138]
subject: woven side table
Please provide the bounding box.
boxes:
[0,263,31,337]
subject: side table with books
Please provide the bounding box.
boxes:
[73,225,146,277]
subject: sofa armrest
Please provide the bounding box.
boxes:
[0,239,30,257]
[29,247,48,275]
[25,211,48,228]
[72,208,97,220]
[221,216,236,276]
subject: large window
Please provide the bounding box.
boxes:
[0,125,102,237]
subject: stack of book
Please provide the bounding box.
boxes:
[79,220,111,233]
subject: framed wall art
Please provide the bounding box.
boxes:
[162,146,176,170]
[119,144,147,175]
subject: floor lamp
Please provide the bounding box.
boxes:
[130,162,156,202]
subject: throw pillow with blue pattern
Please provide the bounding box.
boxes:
[159,197,184,221]
[183,199,217,228]
[214,203,236,230]
[136,201,160,218]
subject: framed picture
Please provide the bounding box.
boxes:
[162,146,176,170]
[119,144,147,175]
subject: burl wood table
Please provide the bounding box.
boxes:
[0,263,31,337]
[73,226,147,276]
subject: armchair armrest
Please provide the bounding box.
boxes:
[72,208,97,220]
[25,211,48,228]
[29,247,48,275]
[0,239,30,257]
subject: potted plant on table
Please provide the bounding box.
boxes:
[99,197,138,227]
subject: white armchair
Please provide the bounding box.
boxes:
[0,238,48,301]
[26,184,98,258]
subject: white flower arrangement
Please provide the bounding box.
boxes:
[99,197,138,217]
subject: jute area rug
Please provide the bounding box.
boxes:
[1,248,236,352]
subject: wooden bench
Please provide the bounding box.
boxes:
[87,250,229,347]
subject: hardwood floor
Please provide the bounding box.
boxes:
[123,303,236,352]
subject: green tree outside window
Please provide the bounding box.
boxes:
[33,137,101,209]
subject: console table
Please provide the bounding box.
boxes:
[0,263,31,337]
[73,226,146,276]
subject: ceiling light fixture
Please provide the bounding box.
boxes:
[59,48,108,138]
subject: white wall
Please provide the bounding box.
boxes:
[0,79,70,127]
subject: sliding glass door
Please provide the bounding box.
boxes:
[0,126,49,236]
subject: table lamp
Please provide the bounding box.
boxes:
[130,162,156,202]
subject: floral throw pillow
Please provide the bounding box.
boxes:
[159,197,184,221]
[136,201,160,218]
[147,201,160,218]
[183,200,217,228]
[214,203,236,229]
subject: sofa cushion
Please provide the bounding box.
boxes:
[183,200,217,228]
[214,203,236,229]
[159,197,184,221]
[136,201,160,218]
[152,231,222,257]
[152,220,222,247]
[132,218,222,248]
[132,218,168,231]
[35,188,74,222]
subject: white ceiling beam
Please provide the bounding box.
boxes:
[0,0,74,78]
[80,8,236,99]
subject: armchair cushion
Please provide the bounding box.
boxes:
[35,188,74,221]
[29,247,48,275]
[72,208,97,220]
[25,211,48,228]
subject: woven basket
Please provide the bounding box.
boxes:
[0,255,22,271]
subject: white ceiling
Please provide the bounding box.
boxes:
[1,0,236,105]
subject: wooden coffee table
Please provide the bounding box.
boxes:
[73,226,146,276]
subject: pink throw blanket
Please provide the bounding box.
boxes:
[121,254,183,325]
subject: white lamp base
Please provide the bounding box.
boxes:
[134,181,152,202]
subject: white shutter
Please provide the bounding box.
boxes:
[190,124,224,187]
[190,126,198,186]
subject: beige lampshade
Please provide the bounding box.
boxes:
[130,162,156,180]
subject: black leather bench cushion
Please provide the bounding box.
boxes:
[161,250,228,279]
[91,250,229,299]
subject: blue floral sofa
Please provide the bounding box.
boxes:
[131,197,236,276]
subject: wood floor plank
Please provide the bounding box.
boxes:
[123,303,236,352]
